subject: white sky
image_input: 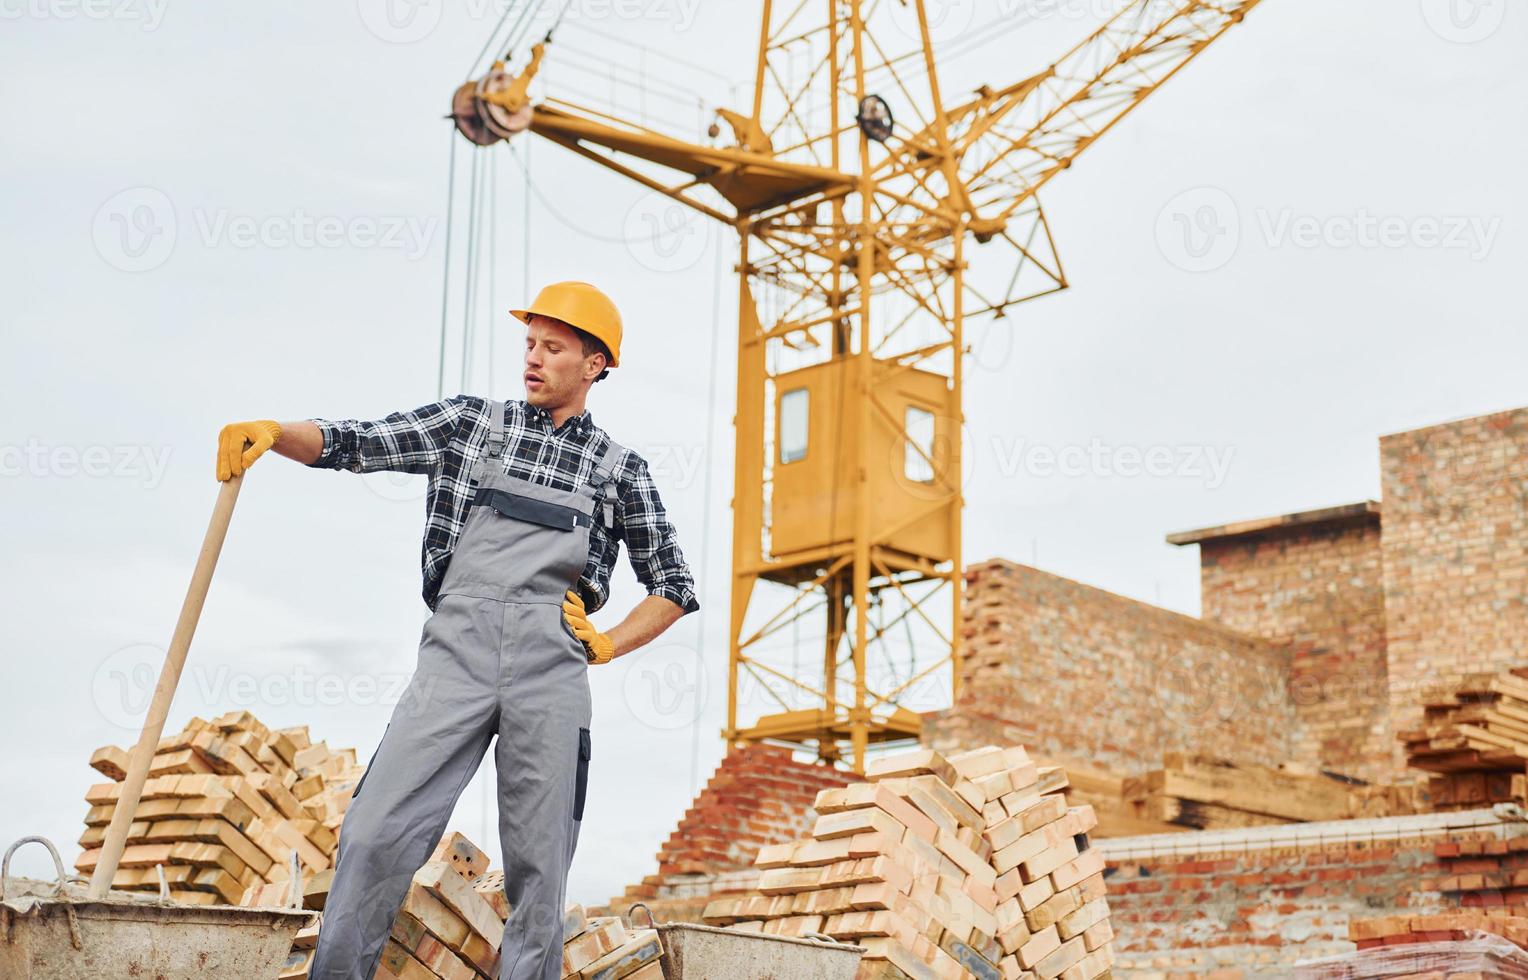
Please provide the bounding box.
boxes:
[3,0,1524,906]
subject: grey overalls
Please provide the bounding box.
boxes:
[310,399,621,980]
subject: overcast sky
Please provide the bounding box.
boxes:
[3,0,1524,905]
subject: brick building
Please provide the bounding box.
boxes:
[610,405,1528,975]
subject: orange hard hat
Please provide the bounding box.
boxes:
[510,281,623,368]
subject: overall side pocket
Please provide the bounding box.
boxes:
[351,722,391,799]
[574,727,592,821]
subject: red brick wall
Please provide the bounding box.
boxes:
[1381,408,1528,767]
[605,743,856,920]
[1106,824,1525,977]
[1196,519,1391,782]
[926,561,1296,775]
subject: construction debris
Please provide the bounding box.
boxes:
[700,744,1114,980]
[76,710,360,905]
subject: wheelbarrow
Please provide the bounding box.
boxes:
[2,473,315,977]
[1,836,314,979]
[627,903,866,980]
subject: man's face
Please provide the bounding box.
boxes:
[524,314,601,408]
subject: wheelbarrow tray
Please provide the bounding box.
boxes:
[653,921,864,980]
[1,881,315,980]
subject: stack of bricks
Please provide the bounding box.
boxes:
[253,831,514,978]
[1350,912,1528,949]
[609,743,858,921]
[75,711,362,904]
[561,903,664,980]
[700,744,1115,980]
[257,831,664,980]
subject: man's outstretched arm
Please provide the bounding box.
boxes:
[215,397,473,480]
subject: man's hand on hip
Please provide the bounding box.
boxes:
[563,589,615,665]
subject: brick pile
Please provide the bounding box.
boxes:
[608,743,858,921]
[701,744,1114,980]
[560,904,663,980]
[1349,912,1528,949]
[76,710,361,904]
[254,829,668,979]
[1297,931,1528,980]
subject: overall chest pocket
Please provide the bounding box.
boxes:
[476,488,591,531]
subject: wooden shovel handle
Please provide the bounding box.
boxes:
[87,475,245,900]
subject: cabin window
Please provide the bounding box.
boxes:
[905,406,935,483]
[780,388,809,463]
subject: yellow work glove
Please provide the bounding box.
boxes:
[216,419,283,482]
[563,589,615,665]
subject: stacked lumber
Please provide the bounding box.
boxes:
[1349,912,1528,950]
[1121,755,1361,831]
[1402,671,1528,811]
[75,711,362,904]
[700,744,1115,980]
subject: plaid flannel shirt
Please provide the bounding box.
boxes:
[309,395,700,616]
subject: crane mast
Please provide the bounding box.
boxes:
[453,0,1266,772]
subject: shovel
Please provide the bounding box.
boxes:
[86,474,245,899]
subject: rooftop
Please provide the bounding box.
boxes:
[1166,499,1381,547]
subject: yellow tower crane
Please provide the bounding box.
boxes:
[451,0,1266,773]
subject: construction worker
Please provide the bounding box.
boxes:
[215,281,699,980]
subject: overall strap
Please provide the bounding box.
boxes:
[592,436,624,531]
[476,399,507,479]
